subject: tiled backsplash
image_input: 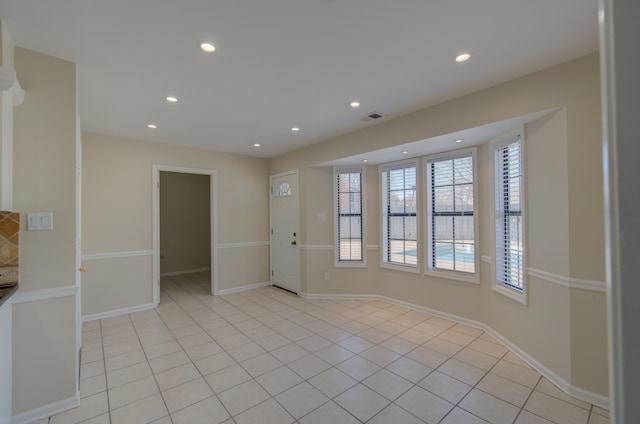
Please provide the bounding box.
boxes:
[0,212,19,285]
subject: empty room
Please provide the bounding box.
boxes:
[0,1,637,424]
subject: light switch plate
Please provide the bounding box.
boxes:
[27,212,53,231]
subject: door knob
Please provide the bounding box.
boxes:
[291,241,297,245]
[79,266,87,272]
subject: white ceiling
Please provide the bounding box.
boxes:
[0,1,598,158]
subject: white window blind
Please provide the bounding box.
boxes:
[336,170,363,262]
[382,164,418,266]
[427,153,475,274]
[494,137,524,291]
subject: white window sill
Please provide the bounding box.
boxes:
[334,261,367,269]
[425,269,479,284]
[492,283,528,305]
[380,262,421,274]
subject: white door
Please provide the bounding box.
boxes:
[270,171,300,293]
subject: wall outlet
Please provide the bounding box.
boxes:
[323,271,330,281]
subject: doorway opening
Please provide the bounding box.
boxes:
[152,165,218,305]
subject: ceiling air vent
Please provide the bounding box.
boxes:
[360,111,385,122]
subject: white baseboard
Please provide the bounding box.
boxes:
[82,303,155,323]
[483,326,610,410]
[217,281,271,296]
[298,292,379,301]
[12,392,79,424]
[160,267,211,277]
[297,291,610,410]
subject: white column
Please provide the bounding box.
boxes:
[0,21,24,211]
[600,0,640,422]
[1,89,14,210]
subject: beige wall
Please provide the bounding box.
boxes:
[82,132,270,316]
[12,47,78,414]
[12,297,77,413]
[160,171,211,274]
[269,54,608,397]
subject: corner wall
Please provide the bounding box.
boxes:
[269,54,608,399]
[81,133,270,317]
[12,47,78,417]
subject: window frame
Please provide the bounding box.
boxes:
[491,131,528,304]
[379,158,421,273]
[423,147,479,284]
[333,166,367,268]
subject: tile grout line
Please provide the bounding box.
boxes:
[125,306,178,424]
[158,276,224,420]
[172,273,342,423]
[78,272,606,424]
[175,273,321,423]
[160,274,243,423]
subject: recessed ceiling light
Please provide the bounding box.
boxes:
[455,139,463,143]
[350,101,361,108]
[253,143,261,147]
[291,127,300,132]
[147,124,157,129]
[166,96,178,103]
[362,159,368,163]
[402,150,408,154]
[455,53,471,63]
[200,43,216,53]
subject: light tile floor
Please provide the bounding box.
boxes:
[44,272,609,424]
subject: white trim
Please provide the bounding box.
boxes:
[160,267,211,277]
[481,255,492,264]
[599,2,626,422]
[11,392,79,424]
[0,68,25,106]
[296,244,378,252]
[299,244,333,251]
[298,292,379,301]
[492,283,527,305]
[483,326,609,409]
[333,165,368,268]
[527,268,607,293]
[81,250,153,261]
[218,241,270,249]
[217,281,271,296]
[423,147,480,284]
[297,290,609,409]
[425,269,479,284]
[568,277,607,293]
[11,285,78,304]
[380,262,421,274]
[491,129,528,305]
[379,158,421,271]
[82,303,155,322]
[153,165,218,299]
[1,91,13,211]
